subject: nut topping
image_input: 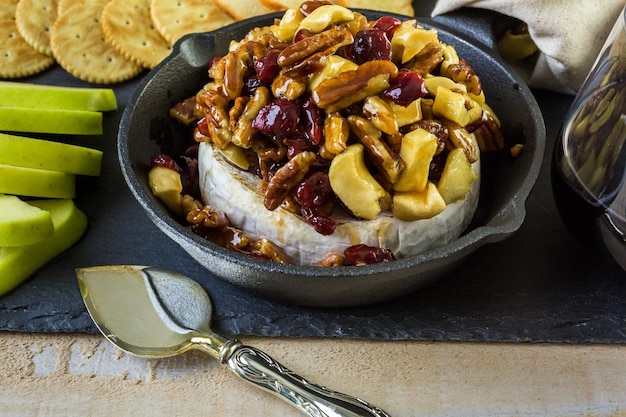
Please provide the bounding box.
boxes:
[347,115,405,184]
[264,151,316,210]
[312,60,398,112]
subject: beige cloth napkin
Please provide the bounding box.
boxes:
[432,0,625,94]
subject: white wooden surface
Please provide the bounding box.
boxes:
[2,332,626,416]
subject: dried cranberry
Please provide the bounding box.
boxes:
[348,29,392,64]
[294,28,315,43]
[284,137,314,159]
[373,16,402,40]
[151,154,181,171]
[344,244,395,265]
[184,143,199,159]
[243,74,263,96]
[299,0,332,16]
[300,96,323,145]
[181,157,198,195]
[254,49,281,83]
[294,171,332,207]
[301,206,336,235]
[253,98,302,139]
[382,69,428,106]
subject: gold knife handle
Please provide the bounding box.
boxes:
[225,343,391,417]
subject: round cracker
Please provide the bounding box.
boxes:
[101,0,171,69]
[15,0,59,56]
[57,0,73,15]
[0,0,54,78]
[213,0,275,20]
[150,0,235,44]
[50,0,142,84]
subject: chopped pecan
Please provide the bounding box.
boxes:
[510,143,524,157]
[250,238,292,263]
[404,41,444,76]
[313,60,398,112]
[209,226,250,250]
[186,205,229,228]
[318,252,344,267]
[247,40,268,62]
[229,96,249,132]
[169,96,199,126]
[445,58,482,96]
[264,151,317,210]
[347,115,405,184]
[232,86,270,148]
[322,112,350,155]
[223,46,250,100]
[277,29,353,68]
[442,119,479,163]
[197,89,231,147]
[272,73,307,100]
[406,119,449,154]
[473,112,505,152]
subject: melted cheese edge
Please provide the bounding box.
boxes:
[199,142,480,265]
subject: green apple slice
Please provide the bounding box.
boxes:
[0,195,54,247]
[0,81,117,111]
[0,133,102,176]
[0,107,103,135]
[0,199,87,296]
[0,164,75,198]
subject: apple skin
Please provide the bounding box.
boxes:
[0,199,87,296]
[0,195,54,247]
[0,164,75,198]
[0,81,117,111]
[0,133,102,176]
[0,108,103,135]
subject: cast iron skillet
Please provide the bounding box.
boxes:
[118,10,546,307]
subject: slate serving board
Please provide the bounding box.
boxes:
[1,5,625,343]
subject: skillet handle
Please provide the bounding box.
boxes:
[224,342,391,417]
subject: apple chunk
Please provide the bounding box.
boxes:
[437,148,479,204]
[393,182,446,221]
[0,81,117,111]
[0,107,103,135]
[0,199,87,296]
[0,133,102,176]
[0,195,54,247]
[329,144,387,220]
[393,128,438,193]
[0,164,75,198]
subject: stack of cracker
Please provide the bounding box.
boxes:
[1,0,413,84]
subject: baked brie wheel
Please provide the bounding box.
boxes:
[199,141,480,266]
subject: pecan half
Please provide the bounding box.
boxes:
[250,238,292,263]
[313,60,398,112]
[223,46,250,100]
[347,115,405,184]
[473,113,505,152]
[277,28,353,68]
[322,112,350,155]
[264,151,316,210]
[404,41,444,76]
[443,119,479,163]
[197,89,231,147]
[445,58,482,96]
[232,86,270,148]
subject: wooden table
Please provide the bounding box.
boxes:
[2,332,626,416]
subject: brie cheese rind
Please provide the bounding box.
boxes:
[199,141,480,266]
